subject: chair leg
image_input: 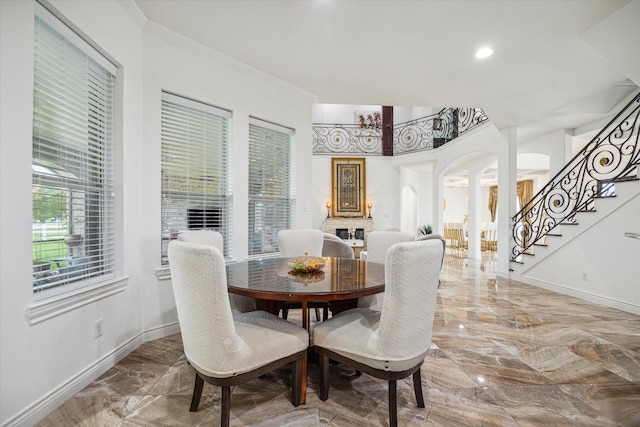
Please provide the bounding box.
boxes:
[323,305,329,321]
[389,380,397,427]
[314,307,321,321]
[189,373,204,412]
[221,385,231,427]
[282,307,289,320]
[318,353,329,401]
[292,358,302,406]
[413,368,425,408]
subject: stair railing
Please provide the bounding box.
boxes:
[512,93,640,260]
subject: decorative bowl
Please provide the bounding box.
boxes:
[287,254,325,273]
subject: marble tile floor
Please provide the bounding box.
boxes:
[37,252,640,426]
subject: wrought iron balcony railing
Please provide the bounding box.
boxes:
[312,124,382,155]
[512,93,640,260]
[393,108,488,155]
[312,107,489,156]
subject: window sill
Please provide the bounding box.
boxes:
[156,257,239,282]
[25,276,129,325]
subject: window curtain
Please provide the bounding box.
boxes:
[488,186,498,222]
[487,180,534,222]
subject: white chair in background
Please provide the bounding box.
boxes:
[168,240,308,427]
[313,239,444,427]
[177,230,256,315]
[321,233,355,259]
[277,229,324,258]
[277,229,327,321]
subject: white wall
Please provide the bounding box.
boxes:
[442,186,492,224]
[312,103,431,125]
[313,103,379,123]
[443,187,468,223]
[312,156,401,232]
[518,129,568,176]
[522,191,640,312]
[1,1,145,425]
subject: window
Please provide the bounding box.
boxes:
[160,92,232,263]
[248,118,296,255]
[32,3,117,295]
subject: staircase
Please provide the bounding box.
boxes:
[510,92,640,275]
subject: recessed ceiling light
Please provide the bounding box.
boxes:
[475,47,493,59]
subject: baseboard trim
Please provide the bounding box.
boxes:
[143,321,181,342]
[3,323,181,427]
[518,275,640,316]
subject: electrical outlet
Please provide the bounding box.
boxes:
[94,319,103,338]
[581,271,588,281]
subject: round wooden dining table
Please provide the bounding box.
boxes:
[226,256,385,329]
[225,256,385,404]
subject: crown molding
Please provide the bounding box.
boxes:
[116,0,147,30]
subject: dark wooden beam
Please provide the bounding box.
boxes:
[382,106,394,156]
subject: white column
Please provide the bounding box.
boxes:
[434,167,445,236]
[497,127,518,277]
[467,165,482,260]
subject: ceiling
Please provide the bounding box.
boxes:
[134,1,638,186]
[135,0,636,140]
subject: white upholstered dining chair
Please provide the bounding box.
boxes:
[357,231,414,310]
[277,229,324,258]
[416,233,446,285]
[321,233,355,259]
[177,230,256,315]
[313,239,444,427]
[277,229,327,321]
[168,240,308,427]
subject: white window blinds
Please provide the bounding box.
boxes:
[160,92,233,263]
[248,118,296,255]
[32,4,117,294]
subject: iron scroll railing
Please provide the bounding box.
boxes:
[312,124,383,155]
[312,107,489,156]
[393,108,489,155]
[512,93,640,260]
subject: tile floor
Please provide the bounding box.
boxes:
[36,252,640,426]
